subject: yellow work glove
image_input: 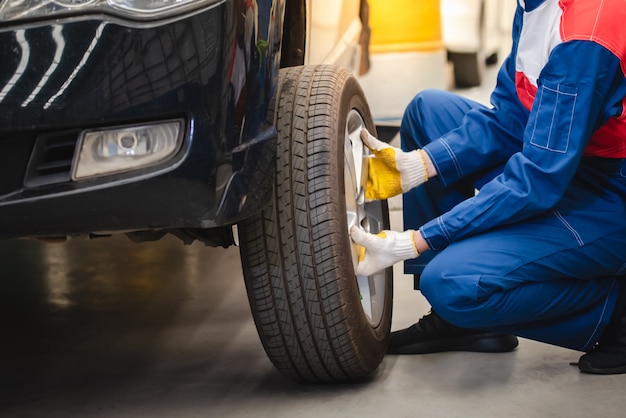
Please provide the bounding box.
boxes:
[361,129,428,201]
[350,226,419,276]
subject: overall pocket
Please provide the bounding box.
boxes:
[529,81,578,154]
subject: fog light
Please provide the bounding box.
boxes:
[72,120,183,180]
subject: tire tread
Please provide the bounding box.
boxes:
[239,65,390,383]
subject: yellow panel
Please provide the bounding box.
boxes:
[369,0,443,53]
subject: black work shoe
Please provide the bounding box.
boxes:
[387,310,519,354]
[577,282,626,374]
[577,346,626,375]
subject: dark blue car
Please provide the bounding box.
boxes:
[0,0,391,383]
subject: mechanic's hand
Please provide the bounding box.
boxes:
[361,129,428,201]
[350,226,419,276]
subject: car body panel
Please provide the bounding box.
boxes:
[0,2,281,238]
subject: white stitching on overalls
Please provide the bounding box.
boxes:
[554,210,584,246]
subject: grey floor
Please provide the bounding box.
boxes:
[2,64,626,418]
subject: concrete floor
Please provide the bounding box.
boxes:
[3,210,626,418]
[2,63,626,418]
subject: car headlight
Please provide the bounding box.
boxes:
[72,120,184,180]
[0,0,223,22]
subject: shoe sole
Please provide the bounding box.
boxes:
[577,361,626,375]
[387,333,519,355]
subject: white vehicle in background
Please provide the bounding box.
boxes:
[307,0,365,71]
[441,0,510,87]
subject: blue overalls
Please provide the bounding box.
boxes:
[401,0,626,351]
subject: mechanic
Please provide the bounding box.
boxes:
[351,0,626,374]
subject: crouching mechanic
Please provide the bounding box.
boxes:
[351,0,626,374]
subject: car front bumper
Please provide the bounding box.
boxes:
[0,1,281,239]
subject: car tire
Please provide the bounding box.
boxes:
[238,65,393,383]
[449,51,485,88]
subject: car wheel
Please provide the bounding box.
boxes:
[238,65,393,383]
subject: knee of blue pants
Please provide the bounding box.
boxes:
[400,88,482,152]
[400,89,443,151]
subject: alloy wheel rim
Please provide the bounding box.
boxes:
[344,110,387,327]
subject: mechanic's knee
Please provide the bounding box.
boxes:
[400,90,441,150]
